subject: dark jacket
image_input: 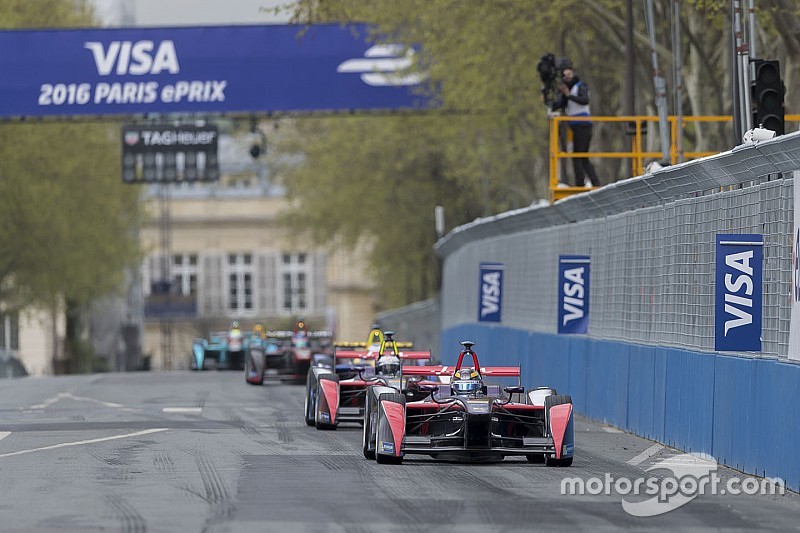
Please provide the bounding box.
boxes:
[551,76,590,112]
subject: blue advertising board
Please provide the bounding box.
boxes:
[0,24,429,118]
[715,235,763,351]
[558,255,590,334]
[478,263,504,323]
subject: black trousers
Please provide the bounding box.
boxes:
[570,123,600,187]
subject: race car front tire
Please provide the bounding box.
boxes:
[315,373,339,430]
[362,389,376,460]
[375,392,404,465]
[304,371,317,427]
[244,356,262,385]
[545,394,574,467]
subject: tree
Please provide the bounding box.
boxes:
[277,0,800,307]
[0,1,143,372]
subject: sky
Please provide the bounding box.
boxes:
[90,0,296,27]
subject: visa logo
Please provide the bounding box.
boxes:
[724,251,754,335]
[84,40,180,76]
[562,266,585,326]
[481,271,501,318]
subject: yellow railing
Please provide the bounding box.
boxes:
[549,114,800,202]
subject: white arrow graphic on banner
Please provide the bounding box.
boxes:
[337,45,427,87]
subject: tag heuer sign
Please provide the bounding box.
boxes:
[121,124,219,183]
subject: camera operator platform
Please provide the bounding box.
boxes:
[537,54,601,200]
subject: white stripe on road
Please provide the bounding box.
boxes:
[29,392,123,410]
[601,426,623,433]
[162,407,203,414]
[0,432,10,442]
[626,444,664,466]
[0,428,168,459]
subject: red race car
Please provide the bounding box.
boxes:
[304,330,430,429]
[361,340,574,466]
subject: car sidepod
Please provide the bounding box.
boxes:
[315,373,340,430]
[545,394,574,467]
[375,391,406,465]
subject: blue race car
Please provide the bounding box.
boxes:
[191,323,247,370]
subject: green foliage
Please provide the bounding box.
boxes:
[0,1,143,372]
[279,0,799,306]
[0,118,142,314]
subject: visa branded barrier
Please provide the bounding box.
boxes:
[441,325,800,491]
[426,131,800,492]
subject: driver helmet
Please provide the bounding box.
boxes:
[451,367,482,395]
[376,354,401,377]
[231,321,240,330]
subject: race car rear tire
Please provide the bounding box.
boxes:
[362,390,376,460]
[304,371,316,426]
[375,392,404,465]
[546,456,573,467]
[545,394,573,467]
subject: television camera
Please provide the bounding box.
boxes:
[537,53,571,106]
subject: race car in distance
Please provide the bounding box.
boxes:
[244,319,332,385]
[362,340,574,466]
[191,321,247,370]
[305,330,429,429]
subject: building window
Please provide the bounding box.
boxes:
[227,253,254,313]
[172,253,198,295]
[279,252,311,314]
[0,312,19,351]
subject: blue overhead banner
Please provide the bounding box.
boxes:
[558,255,590,334]
[0,24,429,118]
[478,263,504,323]
[715,235,763,352]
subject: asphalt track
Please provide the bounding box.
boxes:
[0,371,798,532]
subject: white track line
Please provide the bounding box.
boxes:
[0,432,10,442]
[162,407,202,414]
[602,426,623,433]
[0,428,168,459]
[627,444,664,466]
[29,392,122,410]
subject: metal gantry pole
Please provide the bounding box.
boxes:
[733,0,752,136]
[644,0,671,163]
[671,0,684,163]
[159,183,173,370]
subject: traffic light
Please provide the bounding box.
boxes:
[751,59,784,135]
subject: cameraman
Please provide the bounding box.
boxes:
[551,67,600,187]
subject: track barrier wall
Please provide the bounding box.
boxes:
[431,131,800,490]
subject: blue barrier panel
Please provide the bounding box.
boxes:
[627,343,656,437]
[652,347,667,443]
[713,355,756,472]
[585,339,629,428]
[568,339,588,413]
[440,323,799,490]
[755,359,800,490]
[663,347,715,453]
[544,335,572,395]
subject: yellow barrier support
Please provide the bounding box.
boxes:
[549,114,800,203]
